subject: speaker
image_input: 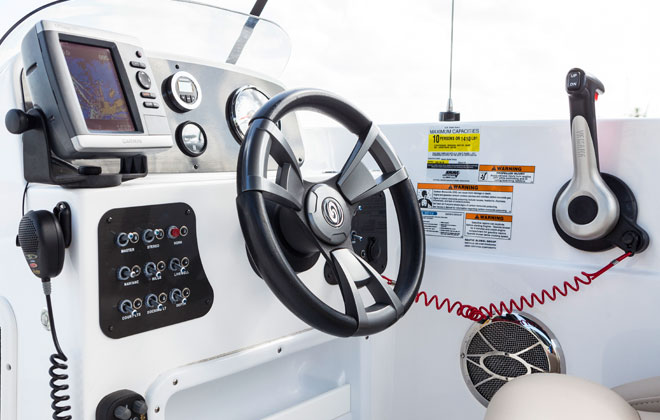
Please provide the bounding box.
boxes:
[460,312,564,406]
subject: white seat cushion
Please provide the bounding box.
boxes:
[614,377,660,413]
[485,373,640,420]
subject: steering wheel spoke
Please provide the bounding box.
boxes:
[345,166,409,204]
[245,175,303,210]
[336,124,409,204]
[241,118,306,210]
[252,118,301,175]
[330,248,402,330]
[337,124,380,187]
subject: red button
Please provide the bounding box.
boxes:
[30,263,38,268]
[168,226,180,239]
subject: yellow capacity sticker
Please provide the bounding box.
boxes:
[428,133,480,152]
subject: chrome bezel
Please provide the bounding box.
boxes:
[168,71,202,112]
[460,312,565,407]
[227,85,271,143]
[175,121,207,157]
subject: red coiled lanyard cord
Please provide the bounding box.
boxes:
[384,251,632,322]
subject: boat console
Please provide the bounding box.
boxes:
[0,2,658,420]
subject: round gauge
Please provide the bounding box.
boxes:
[166,71,202,112]
[176,122,207,157]
[228,86,272,143]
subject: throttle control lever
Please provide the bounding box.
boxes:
[552,68,649,254]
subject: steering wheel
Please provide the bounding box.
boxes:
[236,88,425,337]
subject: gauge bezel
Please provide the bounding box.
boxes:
[166,71,202,112]
[175,121,207,157]
[227,85,274,144]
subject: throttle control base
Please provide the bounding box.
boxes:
[552,173,649,254]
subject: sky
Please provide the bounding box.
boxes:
[2,0,660,126]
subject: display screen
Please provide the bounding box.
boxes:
[177,80,194,93]
[60,41,135,132]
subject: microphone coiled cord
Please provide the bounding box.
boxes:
[45,290,72,420]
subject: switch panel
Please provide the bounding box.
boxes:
[98,203,213,339]
[350,192,388,272]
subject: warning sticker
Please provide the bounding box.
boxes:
[464,213,512,240]
[417,183,513,214]
[427,127,480,183]
[420,210,464,238]
[478,165,536,184]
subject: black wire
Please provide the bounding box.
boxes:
[45,292,65,356]
[22,182,29,216]
[0,0,70,48]
[45,285,72,420]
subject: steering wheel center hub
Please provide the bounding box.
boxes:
[306,184,352,245]
[321,197,344,227]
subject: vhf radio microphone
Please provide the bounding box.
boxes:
[17,209,66,282]
[16,202,72,420]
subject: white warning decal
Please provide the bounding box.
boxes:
[479,165,535,184]
[464,213,512,240]
[417,183,513,214]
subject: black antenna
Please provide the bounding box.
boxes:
[440,0,460,121]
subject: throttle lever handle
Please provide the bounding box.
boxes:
[555,68,619,241]
[566,68,605,167]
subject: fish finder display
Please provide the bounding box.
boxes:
[60,41,135,132]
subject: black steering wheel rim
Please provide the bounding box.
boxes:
[236,88,425,337]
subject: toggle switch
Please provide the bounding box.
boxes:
[113,405,131,420]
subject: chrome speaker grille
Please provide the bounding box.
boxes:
[460,312,564,406]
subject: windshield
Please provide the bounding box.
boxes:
[0,0,291,78]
